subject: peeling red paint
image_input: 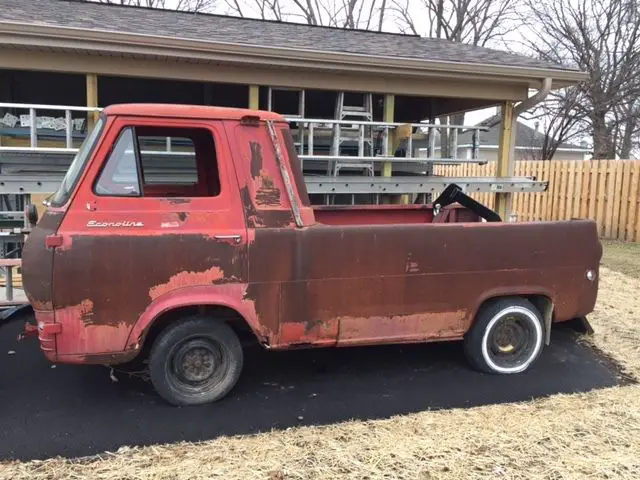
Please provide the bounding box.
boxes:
[254,174,281,207]
[337,311,466,346]
[31,299,53,312]
[78,299,95,324]
[276,319,338,347]
[161,198,191,206]
[405,253,421,274]
[149,266,225,301]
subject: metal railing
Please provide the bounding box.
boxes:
[284,117,489,171]
[0,102,102,152]
[0,103,547,199]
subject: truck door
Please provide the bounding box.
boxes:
[52,116,247,358]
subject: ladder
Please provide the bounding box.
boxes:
[0,102,549,200]
[330,92,375,177]
[267,87,306,154]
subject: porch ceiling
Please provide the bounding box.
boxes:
[0,44,532,104]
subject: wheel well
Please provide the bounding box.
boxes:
[137,305,260,359]
[476,294,554,345]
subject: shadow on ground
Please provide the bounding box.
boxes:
[0,315,627,461]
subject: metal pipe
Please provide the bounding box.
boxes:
[472,129,479,160]
[298,155,484,164]
[331,124,340,156]
[0,102,103,112]
[299,89,306,117]
[383,126,389,156]
[65,110,73,149]
[429,127,436,158]
[5,266,13,302]
[514,78,553,116]
[481,78,554,130]
[29,108,37,148]
[284,116,489,129]
[452,128,458,160]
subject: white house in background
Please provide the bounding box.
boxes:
[418,114,591,161]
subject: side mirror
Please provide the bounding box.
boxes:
[25,203,39,227]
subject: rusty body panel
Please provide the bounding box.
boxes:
[22,210,64,312]
[247,220,601,349]
[20,104,602,367]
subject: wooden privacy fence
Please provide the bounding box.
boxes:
[435,160,640,242]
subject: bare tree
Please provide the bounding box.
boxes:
[95,0,216,12]
[523,0,640,159]
[522,87,589,160]
[224,0,389,30]
[391,0,516,158]
[612,96,640,159]
[391,0,515,46]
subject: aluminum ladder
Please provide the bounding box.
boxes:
[330,92,375,178]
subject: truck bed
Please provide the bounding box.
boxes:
[312,204,481,226]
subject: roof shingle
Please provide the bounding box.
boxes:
[0,0,579,72]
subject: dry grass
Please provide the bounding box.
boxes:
[2,245,640,480]
[601,240,640,279]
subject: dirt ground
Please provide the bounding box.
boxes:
[1,242,639,480]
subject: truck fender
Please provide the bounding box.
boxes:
[469,286,555,343]
[124,284,264,351]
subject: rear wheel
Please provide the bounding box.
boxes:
[149,315,243,406]
[464,298,544,374]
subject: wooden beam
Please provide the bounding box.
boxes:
[495,101,515,220]
[381,94,395,204]
[0,49,530,101]
[248,85,260,110]
[86,73,99,130]
[381,94,408,204]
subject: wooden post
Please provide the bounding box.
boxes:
[86,73,99,131]
[248,85,260,110]
[495,101,515,220]
[382,94,405,203]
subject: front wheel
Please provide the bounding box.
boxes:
[149,316,243,406]
[464,298,544,374]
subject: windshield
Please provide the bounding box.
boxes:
[50,116,105,207]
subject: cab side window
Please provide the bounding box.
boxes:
[94,126,220,198]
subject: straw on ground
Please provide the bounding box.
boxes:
[1,243,639,480]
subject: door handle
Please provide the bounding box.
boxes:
[214,235,242,244]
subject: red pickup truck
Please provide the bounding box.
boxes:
[21,104,602,406]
